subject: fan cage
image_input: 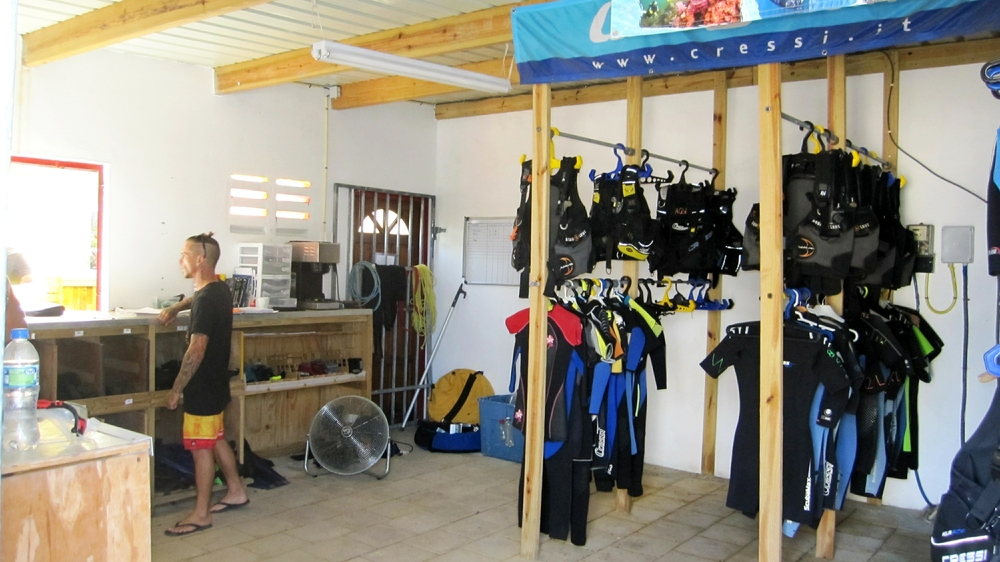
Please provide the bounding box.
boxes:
[308,395,390,476]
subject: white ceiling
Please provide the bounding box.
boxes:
[16,0,524,103]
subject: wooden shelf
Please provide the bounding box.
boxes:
[245,371,366,395]
[27,309,374,493]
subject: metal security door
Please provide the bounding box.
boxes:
[344,185,435,426]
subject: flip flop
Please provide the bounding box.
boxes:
[210,499,250,513]
[164,521,213,537]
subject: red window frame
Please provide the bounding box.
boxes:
[9,156,106,309]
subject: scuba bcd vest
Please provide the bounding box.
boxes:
[511,157,593,298]
[650,170,744,280]
[589,164,657,272]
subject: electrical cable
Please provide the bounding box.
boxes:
[910,274,939,512]
[411,264,436,340]
[924,264,958,314]
[880,52,987,205]
[914,469,935,507]
[962,264,970,444]
[347,261,381,310]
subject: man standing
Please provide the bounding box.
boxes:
[160,233,248,537]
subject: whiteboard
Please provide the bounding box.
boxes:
[463,217,519,286]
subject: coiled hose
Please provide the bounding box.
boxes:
[347,261,380,310]
[411,264,436,340]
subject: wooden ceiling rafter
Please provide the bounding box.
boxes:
[214,0,544,94]
[22,0,275,67]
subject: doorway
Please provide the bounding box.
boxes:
[6,157,104,311]
[344,185,436,426]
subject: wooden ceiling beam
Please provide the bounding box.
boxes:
[215,1,543,94]
[332,58,520,110]
[22,0,273,67]
[435,37,999,120]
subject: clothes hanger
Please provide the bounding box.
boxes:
[630,149,668,182]
[708,168,720,190]
[589,143,628,182]
[617,276,631,299]
[981,58,1000,100]
[670,280,696,312]
[677,160,690,185]
[799,121,825,154]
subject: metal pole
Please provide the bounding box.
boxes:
[554,130,634,155]
[780,112,893,170]
[642,150,715,173]
[780,111,841,145]
[400,281,467,428]
[844,139,894,170]
[555,128,714,173]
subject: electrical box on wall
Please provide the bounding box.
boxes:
[908,224,935,273]
[941,226,975,264]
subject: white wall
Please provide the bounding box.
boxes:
[435,64,1000,510]
[13,43,1000,512]
[13,49,328,308]
[327,102,438,299]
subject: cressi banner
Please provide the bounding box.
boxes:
[609,0,899,39]
[511,0,1000,84]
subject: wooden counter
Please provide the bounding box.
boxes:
[2,418,153,562]
[25,308,373,462]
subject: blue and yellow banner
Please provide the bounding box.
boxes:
[511,0,1000,84]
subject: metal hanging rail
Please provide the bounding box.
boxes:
[641,149,715,173]
[553,129,635,156]
[843,140,894,171]
[781,112,841,145]
[552,128,715,174]
[780,112,893,171]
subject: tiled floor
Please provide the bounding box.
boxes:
[151,429,933,562]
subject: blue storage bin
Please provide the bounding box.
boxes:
[478,394,524,463]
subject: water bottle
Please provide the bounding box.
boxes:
[3,328,40,451]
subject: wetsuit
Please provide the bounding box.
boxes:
[700,321,850,524]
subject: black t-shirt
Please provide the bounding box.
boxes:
[183,281,233,416]
[700,321,849,525]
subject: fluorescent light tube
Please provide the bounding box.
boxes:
[311,40,511,95]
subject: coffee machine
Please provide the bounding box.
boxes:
[290,241,342,310]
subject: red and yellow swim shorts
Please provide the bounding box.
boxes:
[182,412,225,450]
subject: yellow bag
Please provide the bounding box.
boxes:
[427,369,494,424]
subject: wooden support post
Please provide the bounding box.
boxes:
[827,55,847,152]
[618,75,644,514]
[520,83,552,560]
[702,70,728,475]
[816,54,847,560]
[758,63,784,562]
[625,75,644,167]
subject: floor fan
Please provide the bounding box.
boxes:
[303,395,391,479]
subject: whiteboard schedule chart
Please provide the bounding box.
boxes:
[463,217,520,286]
